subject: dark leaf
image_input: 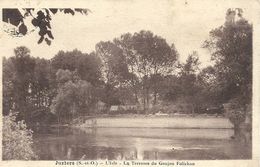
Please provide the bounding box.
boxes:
[45,9,52,21]
[46,15,52,21]
[45,9,50,16]
[49,8,58,14]
[36,11,45,20]
[39,29,47,36]
[47,31,54,39]
[18,23,28,35]
[64,9,75,15]
[46,22,51,29]
[38,36,44,44]
[39,20,47,30]
[45,38,51,46]
[75,8,90,15]
[2,9,23,27]
[31,18,40,27]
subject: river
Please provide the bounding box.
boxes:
[32,126,251,160]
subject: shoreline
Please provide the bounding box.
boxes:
[72,115,233,129]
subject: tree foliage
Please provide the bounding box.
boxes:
[203,8,252,105]
[51,50,102,86]
[159,52,202,113]
[96,30,178,108]
[3,46,103,124]
[51,69,98,123]
[2,8,90,45]
[178,52,201,104]
[7,47,36,120]
[3,57,15,115]
[96,41,130,86]
[3,113,37,160]
[204,8,252,138]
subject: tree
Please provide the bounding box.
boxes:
[177,52,201,115]
[203,8,252,138]
[3,113,37,160]
[51,69,97,123]
[131,31,178,109]
[113,33,141,104]
[76,52,103,86]
[96,31,178,109]
[51,49,102,86]
[197,66,220,106]
[10,47,36,121]
[95,41,134,105]
[51,50,77,71]
[3,47,55,123]
[2,8,90,45]
[158,75,182,102]
[3,57,15,115]
[31,58,51,108]
[96,41,130,86]
[203,8,252,105]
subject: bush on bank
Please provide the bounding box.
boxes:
[2,113,38,160]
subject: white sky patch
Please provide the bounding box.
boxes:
[0,0,255,68]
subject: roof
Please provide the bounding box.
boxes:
[97,100,106,106]
[110,105,119,111]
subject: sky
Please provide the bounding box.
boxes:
[0,0,257,68]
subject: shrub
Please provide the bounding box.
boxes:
[225,99,246,138]
[2,113,38,160]
[226,99,246,125]
[149,105,161,114]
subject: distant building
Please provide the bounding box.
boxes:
[110,105,119,112]
[121,105,139,110]
[109,104,140,113]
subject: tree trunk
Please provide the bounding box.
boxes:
[233,123,241,139]
[135,91,138,103]
[146,88,149,114]
[153,91,157,105]
[143,95,146,114]
[191,104,195,117]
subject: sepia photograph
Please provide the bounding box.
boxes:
[0,0,259,165]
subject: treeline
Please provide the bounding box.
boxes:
[3,9,252,125]
[3,48,103,123]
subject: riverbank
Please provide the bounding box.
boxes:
[74,115,233,129]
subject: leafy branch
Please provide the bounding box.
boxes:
[2,8,90,45]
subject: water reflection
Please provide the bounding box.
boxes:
[32,127,251,160]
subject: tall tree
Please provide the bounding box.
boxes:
[3,47,54,122]
[3,57,15,115]
[113,33,142,104]
[10,47,36,120]
[97,31,178,109]
[204,8,252,106]
[132,31,178,108]
[95,41,134,105]
[95,41,130,85]
[203,8,252,138]
[178,51,201,114]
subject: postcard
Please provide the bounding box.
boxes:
[0,0,259,166]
